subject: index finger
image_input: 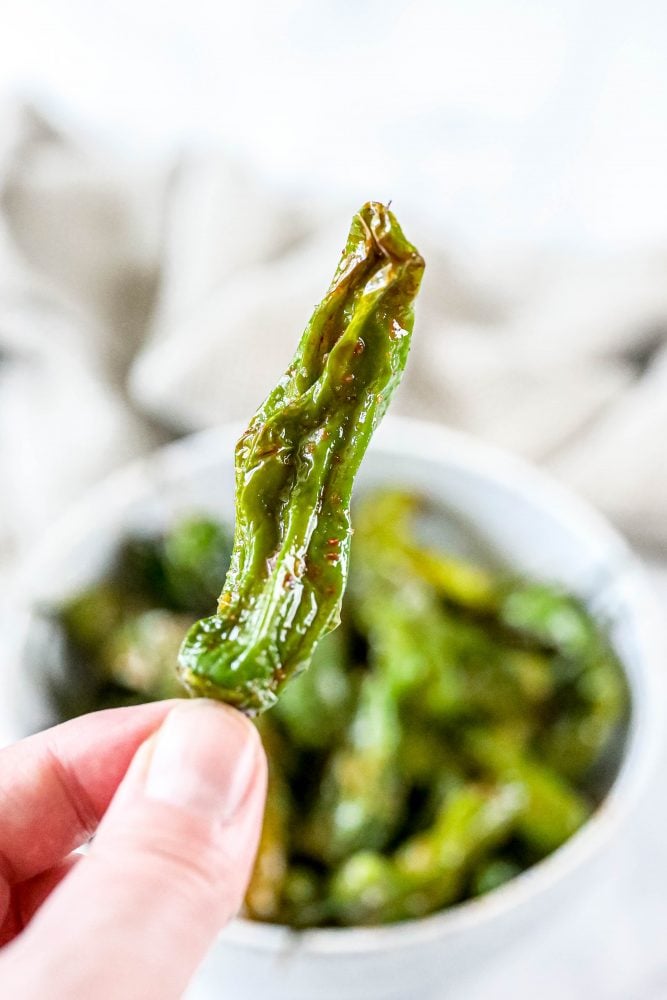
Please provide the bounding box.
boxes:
[0,701,178,882]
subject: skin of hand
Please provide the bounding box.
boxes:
[0,699,267,1000]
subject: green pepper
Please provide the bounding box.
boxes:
[115,518,233,614]
[160,516,233,613]
[471,857,522,896]
[498,581,606,662]
[299,671,403,864]
[356,576,463,706]
[59,583,132,660]
[352,497,551,721]
[178,203,424,712]
[540,661,626,780]
[244,758,291,922]
[279,866,331,928]
[464,727,591,855]
[272,626,354,750]
[417,615,555,723]
[329,783,522,925]
[352,489,499,613]
[101,609,192,700]
[351,497,466,704]
[498,581,627,778]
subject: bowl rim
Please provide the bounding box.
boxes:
[7,416,665,956]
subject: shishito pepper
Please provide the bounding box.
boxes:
[329,783,523,925]
[178,203,425,712]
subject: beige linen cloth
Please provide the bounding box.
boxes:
[2,104,667,591]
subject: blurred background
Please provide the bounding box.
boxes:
[1,1,666,997]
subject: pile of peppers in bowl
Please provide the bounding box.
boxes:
[43,202,627,928]
[50,488,627,928]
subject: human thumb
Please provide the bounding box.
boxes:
[5,700,266,1000]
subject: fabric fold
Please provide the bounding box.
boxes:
[1,101,666,589]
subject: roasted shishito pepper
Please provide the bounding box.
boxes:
[178,203,425,712]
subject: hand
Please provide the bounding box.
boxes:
[0,699,267,999]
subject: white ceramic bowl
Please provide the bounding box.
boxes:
[4,418,664,1000]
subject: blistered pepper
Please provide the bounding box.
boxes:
[178,203,424,712]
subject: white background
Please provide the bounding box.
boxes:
[2,0,667,251]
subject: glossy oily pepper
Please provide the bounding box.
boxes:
[177,202,425,712]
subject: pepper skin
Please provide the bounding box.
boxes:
[178,203,424,712]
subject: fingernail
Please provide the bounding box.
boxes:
[145,700,260,824]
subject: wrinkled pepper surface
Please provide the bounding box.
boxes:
[178,203,424,712]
